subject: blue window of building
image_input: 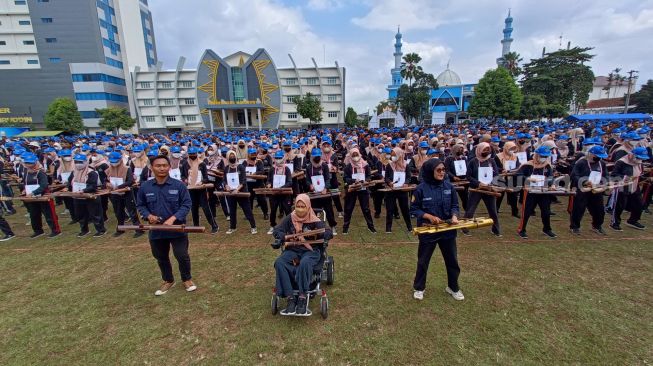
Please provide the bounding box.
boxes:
[0,60,11,65]
[45,38,57,43]
[15,0,27,5]
[105,57,123,69]
[140,10,156,66]
[49,57,61,63]
[96,1,115,16]
[75,93,128,103]
[41,18,53,23]
[140,0,148,5]
[71,73,126,86]
[102,38,120,55]
[23,40,35,45]
[37,0,50,2]
[18,20,31,25]
[80,111,101,119]
[27,59,39,65]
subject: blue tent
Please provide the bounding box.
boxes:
[567,113,652,121]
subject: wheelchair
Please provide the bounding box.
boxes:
[270,211,335,319]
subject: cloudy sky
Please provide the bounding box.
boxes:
[148,0,653,112]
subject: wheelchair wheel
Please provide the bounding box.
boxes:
[326,256,335,285]
[271,295,279,315]
[320,296,328,319]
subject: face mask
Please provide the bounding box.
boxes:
[313,157,321,164]
[420,149,427,155]
[111,162,121,167]
[538,157,547,163]
[323,147,331,153]
[481,152,490,158]
[352,156,361,162]
[74,163,86,170]
[276,159,284,164]
[377,148,383,153]
[238,144,245,149]
[63,157,72,162]
[172,153,181,159]
[221,153,227,158]
[189,155,197,160]
[391,156,398,162]
[228,157,237,164]
[519,140,526,145]
[91,156,98,162]
[591,156,600,163]
[208,150,215,156]
[248,155,256,160]
[456,152,463,157]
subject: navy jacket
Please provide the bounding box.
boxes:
[410,178,459,240]
[136,177,192,239]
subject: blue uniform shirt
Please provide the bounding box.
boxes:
[136,177,192,239]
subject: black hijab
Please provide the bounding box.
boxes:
[421,158,444,185]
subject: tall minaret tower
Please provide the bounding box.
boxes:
[387,26,404,101]
[496,10,514,67]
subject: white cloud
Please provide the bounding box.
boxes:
[306,0,344,11]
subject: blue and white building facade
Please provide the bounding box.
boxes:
[386,27,403,101]
[496,10,514,67]
[0,0,157,131]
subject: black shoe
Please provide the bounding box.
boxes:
[295,296,308,315]
[263,214,269,221]
[77,230,90,237]
[644,208,651,215]
[368,227,377,234]
[592,226,607,235]
[112,231,124,238]
[211,227,219,234]
[0,234,15,242]
[550,212,557,216]
[342,228,349,235]
[93,231,106,238]
[543,230,557,238]
[407,227,413,233]
[518,230,528,239]
[610,223,622,232]
[461,228,471,236]
[30,231,45,239]
[492,231,503,238]
[626,221,645,230]
[394,215,400,220]
[570,228,581,235]
[374,213,380,219]
[7,210,16,216]
[133,231,145,238]
[48,231,61,238]
[282,296,297,315]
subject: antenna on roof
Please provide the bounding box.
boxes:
[558,33,563,49]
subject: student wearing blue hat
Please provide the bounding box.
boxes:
[222,149,257,235]
[609,146,649,230]
[180,146,219,234]
[105,151,142,237]
[515,146,557,239]
[320,138,344,218]
[21,153,61,239]
[265,150,293,234]
[68,153,106,237]
[243,147,269,223]
[611,132,641,162]
[569,145,609,235]
[130,144,150,184]
[304,147,339,234]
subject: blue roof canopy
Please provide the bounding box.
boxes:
[567,113,652,121]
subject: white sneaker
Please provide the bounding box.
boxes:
[445,287,464,301]
[338,212,344,218]
[413,290,424,300]
[267,227,274,235]
[331,227,337,236]
[251,227,258,234]
[226,228,236,235]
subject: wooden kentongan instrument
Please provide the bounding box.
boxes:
[246,174,268,180]
[346,179,384,193]
[580,181,632,194]
[208,169,224,178]
[253,188,293,195]
[214,191,251,198]
[524,187,574,196]
[117,224,206,233]
[284,228,325,242]
[378,185,417,192]
[412,217,494,235]
[188,183,214,190]
[52,189,112,199]
[307,190,340,199]
[291,171,305,179]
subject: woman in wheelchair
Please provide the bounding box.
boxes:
[272,194,333,315]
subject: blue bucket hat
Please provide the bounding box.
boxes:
[273,150,284,159]
[534,146,552,157]
[632,146,650,160]
[108,151,122,163]
[588,145,608,159]
[311,147,322,157]
[73,153,87,162]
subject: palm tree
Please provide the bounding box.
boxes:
[611,68,622,99]
[400,53,423,87]
[603,72,614,98]
[503,52,523,78]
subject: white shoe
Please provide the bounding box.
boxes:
[251,227,258,234]
[226,229,236,235]
[267,227,274,235]
[445,287,464,301]
[413,290,424,300]
[337,212,344,218]
[331,227,337,236]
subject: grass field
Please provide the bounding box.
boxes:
[0,200,651,365]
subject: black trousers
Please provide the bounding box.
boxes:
[100,195,109,222]
[247,182,268,216]
[190,189,218,229]
[74,197,105,233]
[612,189,643,226]
[343,190,374,231]
[227,196,256,229]
[109,194,139,226]
[332,193,343,213]
[385,191,412,231]
[25,200,60,234]
[642,182,652,210]
[150,236,191,282]
[311,196,337,227]
[269,195,292,227]
[497,191,519,216]
[464,191,501,234]
[413,236,460,292]
[0,180,14,212]
[570,191,605,229]
[63,197,75,220]
[370,187,384,216]
[456,186,469,212]
[519,193,552,233]
[0,212,14,236]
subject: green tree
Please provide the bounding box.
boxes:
[502,51,523,79]
[397,55,438,125]
[294,93,323,127]
[97,107,136,133]
[521,46,595,114]
[344,107,358,127]
[519,94,546,120]
[631,79,653,113]
[468,67,522,119]
[44,97,84,134]
[400,53,422,87]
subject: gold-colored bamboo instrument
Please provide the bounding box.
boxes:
[117,224,205,233]
[412,217,494,235]
[253,187,293,196]
[378,184,417,192]
[214,191,251,198]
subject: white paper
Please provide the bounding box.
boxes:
[551,154,558,164]
[285,163,294,174]
[393,171,406,188]
[478,167,493,185]
[529,174,545,187]
[9,155,15,162]
[273,174,286,189]
[311,175,325,192]
[588,171,602,186]
[226,172,240,188]
[238,159,246,165]
[352,172,365,182]
[454,160,467,176]
[26,184,39,196]
[72,182,86,193]
[516,152,528,164]
[245,166,256,182]
[381,170,386,178]
[133,167,143,182]
[505,160,517,171]
[60,171,71,182]
[109,177,124,187]
[195,172,202,185]
[170,168,181,180]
